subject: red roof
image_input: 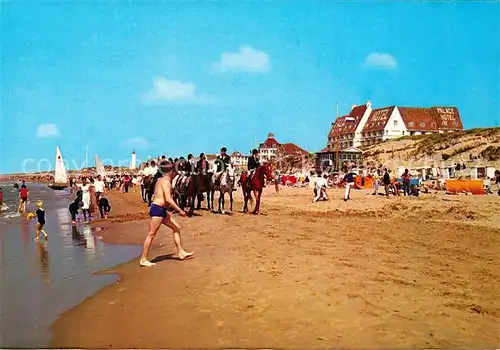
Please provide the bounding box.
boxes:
[281,143,309,156]
[431,107,463,130]
[398,107,438,132]
[259,133,280,148]
[362,106,396,132]
[350,105,368,118]
[329,104,368,137]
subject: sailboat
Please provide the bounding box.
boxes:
[95,154,105,177]
[48,146,69,190]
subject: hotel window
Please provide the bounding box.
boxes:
[394,120,398,127]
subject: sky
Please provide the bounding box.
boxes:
[1,1,499,174]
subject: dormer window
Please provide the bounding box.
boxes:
[420,121,426,127]
[408,121,415,127]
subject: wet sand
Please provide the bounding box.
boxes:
[51,186,500,348]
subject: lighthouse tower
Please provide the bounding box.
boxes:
[130,151,136,170]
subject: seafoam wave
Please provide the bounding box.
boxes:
[2,212,21,219]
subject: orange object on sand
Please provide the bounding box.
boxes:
[445,180,484,195]
[355,176,363,189]
[364,177,373,189]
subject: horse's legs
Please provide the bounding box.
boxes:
[188,195,195,216]
[218,192,222,213]
[196,193,201,210]
[242,187,248,213]
[229,190,233,212]
[209,190,214,211]
[253,189,261,214]
[221,191,226,213]
[147,191,153,207]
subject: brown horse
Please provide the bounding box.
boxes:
[176,173,210,216]
[240,162,273,215]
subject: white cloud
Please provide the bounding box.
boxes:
[143,77,216,104]
[212,45,270,73]
[36,124,60,138]
[122,137,151,149]
[362,53,398,69]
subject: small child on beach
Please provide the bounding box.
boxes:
[98,195,111,218]
[30,200,48,241]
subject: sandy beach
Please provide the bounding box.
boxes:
[49,186,500,348]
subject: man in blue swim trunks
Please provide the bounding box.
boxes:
[140,161,194,267]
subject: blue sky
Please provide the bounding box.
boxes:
[1,1,499,174]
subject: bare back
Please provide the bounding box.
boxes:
[152,176,173,209]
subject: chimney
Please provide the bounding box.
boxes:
[351,104,357,111]
[366,100,371,108]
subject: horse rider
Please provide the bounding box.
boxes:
[248,149,260,174]
[215,147,231,185]
[186,154,196,175]
[196,153,209,175]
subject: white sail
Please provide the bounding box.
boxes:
[95,154,105,176]
[54,146,68,184]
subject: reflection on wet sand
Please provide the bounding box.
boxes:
[36,241,50,285]
[82,225,96,259]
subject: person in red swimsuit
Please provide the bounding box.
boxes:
[18,184,29,213]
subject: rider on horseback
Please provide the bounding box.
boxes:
[215,147,231,186]
[177,156,190,188]
[248,149,260,175]
[196,153,209,175]
[186,154,195,175]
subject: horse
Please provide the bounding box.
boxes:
[191,163,215,212]
[240,162,273,215]
[212,166,235,214]
[173,172,207,216]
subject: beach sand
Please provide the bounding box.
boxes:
[50,186,500,348]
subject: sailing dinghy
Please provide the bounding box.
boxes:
[48,146,69,190]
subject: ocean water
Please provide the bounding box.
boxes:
[0,183,142,347]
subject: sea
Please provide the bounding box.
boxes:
[0,182,142,348]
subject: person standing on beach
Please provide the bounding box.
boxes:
[401,169,411,196]
[94,175,105,201]
[383,168,391,197]
[140,161,193,267]
[79,177,92,222]
[31,200,48,241]
[342,168,356,202]
[18,183,29,213]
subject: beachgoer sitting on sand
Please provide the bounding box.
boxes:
[313,174,329,202]
[140,161,193,267]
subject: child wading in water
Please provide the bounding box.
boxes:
[30,200,48,240]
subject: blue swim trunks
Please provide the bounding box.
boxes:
[149,203,169,218]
